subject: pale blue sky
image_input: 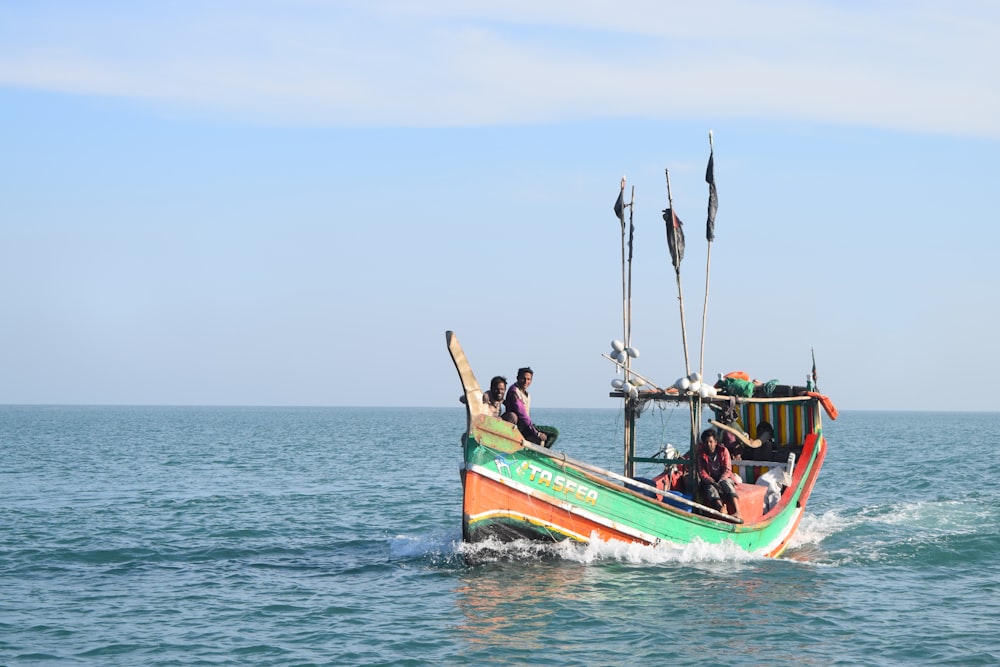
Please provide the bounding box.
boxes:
[1,1,998,410]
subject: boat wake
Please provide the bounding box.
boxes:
[392,496,996,568]
[392,531,767,567]
[388,529,464,564]
[389,500,1000,567]
[786,510,853,549]
[781,497,1000,566]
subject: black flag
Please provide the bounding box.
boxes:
[628,209,635,263]
[614,189,625,221]
[706,151,718,242]
[663,208,684,271]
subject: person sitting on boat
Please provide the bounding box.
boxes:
[718,428,743,459]
[697,428,741,520]
[716,429,744,484]
[459,376,517,422]
[750,420,776,457]
[486,376,518,422]
[504,367,549,447]
[755,421,775,445]
[710,399,745,480]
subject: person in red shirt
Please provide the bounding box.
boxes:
[697,429,741,519]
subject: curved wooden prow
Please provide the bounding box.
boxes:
[446,331,486,427]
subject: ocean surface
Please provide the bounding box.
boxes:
[2,405,999,666]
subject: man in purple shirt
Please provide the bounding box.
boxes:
[504,367,548,446]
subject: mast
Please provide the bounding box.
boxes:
[615,177,638,478]
[626,183,635,361]
[699,131,718,379]
[664,169,698,459]
[626,183,637,476]
[690,133,718,493]
[618,177,628,364]
[664,169,691,378]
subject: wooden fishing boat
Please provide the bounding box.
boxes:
[447,331,836,557]
[447,138,837,557]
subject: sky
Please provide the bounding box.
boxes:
[1,1,998,411]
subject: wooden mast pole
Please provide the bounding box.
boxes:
[699,131,716,380]
[664,169,691,377]
[615,177,640,477]
[616,177,634,477]
[624,183,637,478]
[618,176,628,363]
[665,167,700,485]
[626,184,635,351]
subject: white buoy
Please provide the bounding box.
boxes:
[615,351,627,363]
[627,347,640,359]
[688,371,702,383]
[622,382,634,394]
[629,386,639,399]
[688,381,702,394]
[674,377,690,391]
[611,378,624,389]
[611,340,625,353]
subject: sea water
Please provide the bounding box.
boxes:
[2,406,999,666]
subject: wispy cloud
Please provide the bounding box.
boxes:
[1,1,997,134]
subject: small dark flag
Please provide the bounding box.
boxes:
[663,208,684,272]
[811,348,818,390]
[628,214,635,263]
[614,189,625,221]
[706,150,718,242]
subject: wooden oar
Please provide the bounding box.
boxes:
[471,413,524,453]
[709,420,762,449]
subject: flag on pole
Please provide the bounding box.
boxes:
[706,150,718,242]
[663,208,684,271]
[627,206,635,263]
[614,189,625,221]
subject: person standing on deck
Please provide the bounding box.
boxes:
[504,367,548,446]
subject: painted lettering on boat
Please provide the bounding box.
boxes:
[517,462,598,505]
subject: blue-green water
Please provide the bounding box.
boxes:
[2,406,999,666]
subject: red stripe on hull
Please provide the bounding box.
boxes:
[463,469,640,544]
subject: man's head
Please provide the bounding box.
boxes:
[700,428,718,453]
[489,375,507,398]
[756,421,775,444]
